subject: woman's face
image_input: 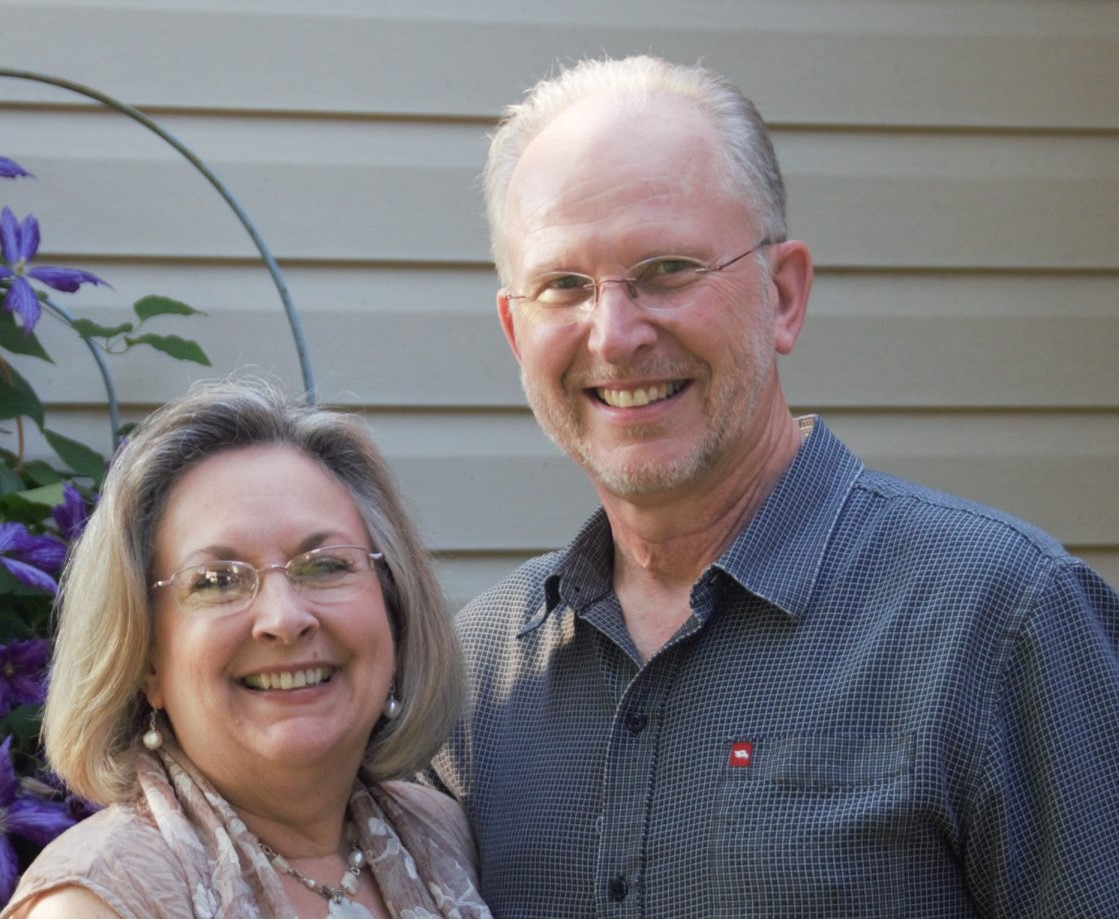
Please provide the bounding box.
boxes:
[145,444,395,800]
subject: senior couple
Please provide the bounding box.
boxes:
[6,56,1118,918]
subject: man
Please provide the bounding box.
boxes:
[431,55,1119,917]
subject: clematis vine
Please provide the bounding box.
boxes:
[0,523,65,594]
[0,737,75,902]
[0,639,49,719]
[0,206,107,334]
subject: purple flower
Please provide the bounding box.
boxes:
[0,158,32,180]
[51,483,89,543]
[0,207,107,333]
[0,523,65,593]
[0,639,50,718]
[0,737,75,901]
[34,771,98,824]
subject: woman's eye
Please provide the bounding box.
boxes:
[191,566,240,593]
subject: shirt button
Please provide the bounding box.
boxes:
[625,712,648,734]
[608,875,628,902]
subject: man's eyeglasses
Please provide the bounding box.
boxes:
[506,238,779,327]
[150,544,384,615]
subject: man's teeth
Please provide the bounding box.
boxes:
[597,381,683,408]
[243,666,333,691]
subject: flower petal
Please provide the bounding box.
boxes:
[19,534,66,573]
[0,523,34,554]
[0,737,17,805]
[0,157,33,180]
[18,214,39,262]
[6,795,76,846]
[0,835,17,905]
[53,483,89,542]
[3,277,42,332]
[27,266,108,293]
[0,556,59,593]
[0,639,51,713]
[0,208,19,266]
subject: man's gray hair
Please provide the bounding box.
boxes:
[484,54,788,283]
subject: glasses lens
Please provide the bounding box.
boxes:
[178,561,257,612]
[288,547,370,596]
[631,257,706,308]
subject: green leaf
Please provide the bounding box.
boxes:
[2,481,65,511]
[71,318,134,339]
[0,319,53,362]
[20,460,63,487]
[43,428,107,479]
[125,333,211,366]
[134,295,205,322]
[0,460,26,494]
[0,704,45,746]
[0,365,44,424]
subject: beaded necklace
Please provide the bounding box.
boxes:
[259,824,374,919]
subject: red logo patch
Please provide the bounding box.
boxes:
[728,741,753,767]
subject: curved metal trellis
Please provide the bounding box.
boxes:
[0,67,316,403]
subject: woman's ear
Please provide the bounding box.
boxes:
[144,665,164,711]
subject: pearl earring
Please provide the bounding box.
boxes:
[142,709,164,751]
[383,682,401,720]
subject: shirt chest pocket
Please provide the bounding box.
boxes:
[712,732,914,917]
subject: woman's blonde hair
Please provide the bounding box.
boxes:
[45,377,462,805]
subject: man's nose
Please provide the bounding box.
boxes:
[585,280,658,363]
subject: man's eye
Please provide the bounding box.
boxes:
[648,258,694,276]
[635,258,704,292]
[548,274,590,290]
[532,274,593,304]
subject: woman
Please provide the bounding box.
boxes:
[3,378,491,918]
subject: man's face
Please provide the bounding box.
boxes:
[498,95,791,501]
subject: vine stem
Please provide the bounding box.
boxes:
[0,67,316,402]
[41,296,121,449]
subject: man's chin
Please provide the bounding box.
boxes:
[580,448,712,498]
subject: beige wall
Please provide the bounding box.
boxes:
[2,0,1117,603]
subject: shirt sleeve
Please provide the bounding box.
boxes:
[965,558,1119,916]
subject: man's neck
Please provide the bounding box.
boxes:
[599,411,807,661]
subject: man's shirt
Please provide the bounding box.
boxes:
[432,419,1119,917]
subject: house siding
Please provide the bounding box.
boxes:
[2,0,1116,604]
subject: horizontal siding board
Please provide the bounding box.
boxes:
[12,294,1118,409]
[17,408,1117,552]
[2,2,1117,129]
[3,115,1116,268]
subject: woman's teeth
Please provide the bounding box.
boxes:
[242,666,333,691]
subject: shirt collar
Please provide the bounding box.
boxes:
[531,417,862,630]
[713,418,862,620]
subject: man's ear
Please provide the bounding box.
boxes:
[497,290,524,363]
[768,240,813,355]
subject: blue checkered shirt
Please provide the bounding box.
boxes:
[431,419,1119,917]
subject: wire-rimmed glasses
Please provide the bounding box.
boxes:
[150,544,384,615]
[505,237,779,326]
